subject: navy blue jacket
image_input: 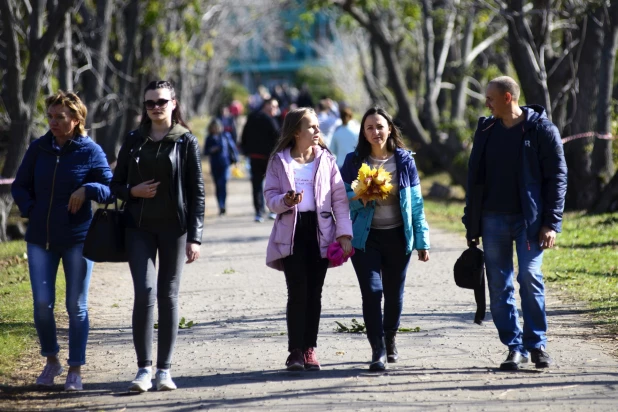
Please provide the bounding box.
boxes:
[463,105,567,241]
[12,132,112,250]
[204,131,239,172]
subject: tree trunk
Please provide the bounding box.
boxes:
[591,1,618,185]
[103,0,139,165]
[564,10,603,210]
[80,0,113,137]
[506,0,552,113]
[590,169,618,214]
[0,0,76,241]
[58,11,73,91]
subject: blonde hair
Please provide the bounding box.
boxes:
[270,108,329,157]
[45,91,88,136]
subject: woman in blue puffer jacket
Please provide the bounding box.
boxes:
[340,107,430,372]
[12,91,112,391]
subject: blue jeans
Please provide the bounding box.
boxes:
[481,213,547,355]
[27,242,93,366]
[211,166,230,211]
[351,227,411,339]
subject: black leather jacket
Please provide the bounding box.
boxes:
[110,128,205,244]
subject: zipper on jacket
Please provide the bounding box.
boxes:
[46,156,60,250]
[312,154,323,245]
[133,146,146,228]
[139,141,163,228]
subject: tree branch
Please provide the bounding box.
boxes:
[465,25,508,65]
[0,0,24,118]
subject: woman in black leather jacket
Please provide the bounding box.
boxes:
[110,80,205,392]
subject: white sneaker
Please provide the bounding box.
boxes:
[129,368,152,392]
[36,363,64,386]
[64,372,83,391]
[155,369,177,391]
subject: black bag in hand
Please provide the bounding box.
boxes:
[83,199,127,262]
[454,244,486,324]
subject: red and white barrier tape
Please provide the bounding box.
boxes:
[562,132,614,144]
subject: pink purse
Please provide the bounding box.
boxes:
[326,242,355,267]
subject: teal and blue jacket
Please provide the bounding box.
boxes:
[340,148,430,254]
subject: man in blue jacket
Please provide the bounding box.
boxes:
[463,76,567,371]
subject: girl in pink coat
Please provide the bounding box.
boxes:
[264,108,353,371]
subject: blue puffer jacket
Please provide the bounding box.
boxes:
[340,148,430,254]
[463,105,567,241]
[12,131,113,250]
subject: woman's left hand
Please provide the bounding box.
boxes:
[417,250,429,262]
[337,236,353,256]
[186,242,200,264]
[68,187,86,214]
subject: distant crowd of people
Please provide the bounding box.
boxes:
[205,84,361,221]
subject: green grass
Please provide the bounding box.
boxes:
[543,213,618,334]
[0,241,66,380]
[421,174,618,336]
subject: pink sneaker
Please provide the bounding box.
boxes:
[304,347,321,371]
[285,349,304,371]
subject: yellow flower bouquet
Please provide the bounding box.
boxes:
[351,163,394,202]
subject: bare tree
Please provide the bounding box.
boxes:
[329,0,507,187]
[591,0,618,214]
[0,0,78,241]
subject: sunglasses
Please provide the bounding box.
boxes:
[143,99,171,110]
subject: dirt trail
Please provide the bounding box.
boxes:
[3,176,618,411]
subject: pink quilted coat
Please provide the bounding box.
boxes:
[264,146,353,270]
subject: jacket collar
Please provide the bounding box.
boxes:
[39,130,89,153]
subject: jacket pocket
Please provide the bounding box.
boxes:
[273,215,293,245]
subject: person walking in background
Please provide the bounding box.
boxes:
[330,107,359,168]
[110,80,205,392]
[217,105,238,143]
[264,108,353,371]
[11,91,112,391]
[315,98,340,147]
[340,107,430,372]
[204,118,239,216]
[463,76,567,371]
[241,97,280,222]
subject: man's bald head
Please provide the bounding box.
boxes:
[488,76,520,102]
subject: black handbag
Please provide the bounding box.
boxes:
[83,199,127,262]
[454,245,486,325]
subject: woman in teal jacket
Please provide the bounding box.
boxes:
[340,107,430,371]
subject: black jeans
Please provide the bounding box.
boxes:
[283,212,329,352]
[126,227,186,369]
[250,158,268,216]
[351,226,412,340]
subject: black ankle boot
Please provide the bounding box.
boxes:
[385,331,398,363]
[369,336,387,371]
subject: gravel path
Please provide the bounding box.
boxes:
[3,176,618,411]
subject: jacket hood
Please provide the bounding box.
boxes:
[139,123,191,142]
[165,123,191,141]
[395,147,415,164]
[521,105,548,131]
[276,144,332,162]
[479,105,549,133]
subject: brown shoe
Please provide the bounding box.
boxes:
[304,347,321,371]
[285,349,304,371]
